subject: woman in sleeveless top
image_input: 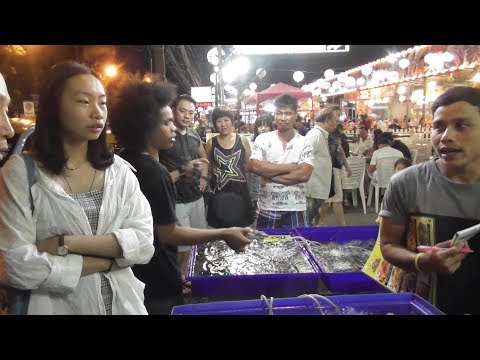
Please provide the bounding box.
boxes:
[205,107,253,228]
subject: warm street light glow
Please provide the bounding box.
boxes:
[7,45,27,56]
[105,65,118,78]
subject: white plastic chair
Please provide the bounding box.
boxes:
[341,157,367,214]
[349,142,358,155]
[367,156,402,213]
[413,141,431,163]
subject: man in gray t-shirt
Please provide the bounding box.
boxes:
[379,86,480,314]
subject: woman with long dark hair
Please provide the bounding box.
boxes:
[0,62,155,314]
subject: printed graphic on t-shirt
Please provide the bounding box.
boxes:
[252,131,313,211]
[213,147,246,190]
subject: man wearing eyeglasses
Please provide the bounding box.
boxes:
[250,93,314,228]
[158,94,209,294]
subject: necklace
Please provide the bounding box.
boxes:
[64,160,88,171]
[63,169,97,193]
[64,164,79,171]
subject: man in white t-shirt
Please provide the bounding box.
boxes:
[368,132,404,175]
[304,107,338,225]
[354,125,374,156]
[250,93,314,228]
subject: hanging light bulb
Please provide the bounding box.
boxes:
[399,59,410,69]
[397,85,407,95]
[361,66,372,76]
[207,47,226,66]
[324,69,335,79]
[256,68,266,79]
[293,71,304,82]
[209,73,217,84]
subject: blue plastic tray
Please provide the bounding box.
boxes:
[187,229,320,280]
[172,292,443,315]
[294,225,379,244]
[186,226,388,299]
[293,225,379,273]
[186,227,310,277]
[188,271,389,299]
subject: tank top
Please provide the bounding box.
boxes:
[208,134,253,227]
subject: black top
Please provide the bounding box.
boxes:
[433,215,480,314]
[159,128,203,204]
[119,149,182,299]
[340,133,350,158]
[392,140,412,160]
[388,123,402,130]
[297,126,309,136]
[328,133,343,169]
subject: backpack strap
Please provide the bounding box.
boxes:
[19,152,37,214]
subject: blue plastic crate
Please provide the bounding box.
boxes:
[294,225,379,244]
[186,228,321,297]
[187,271,389,299]
[186,226,389,299]
[186,227,303,278]
[172,292,443,315]
[319,272,388,294]
[293,225,379,273]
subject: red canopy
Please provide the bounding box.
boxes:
[244,82,313,113]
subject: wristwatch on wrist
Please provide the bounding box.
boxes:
[57,234,69,256]
[200,176,209,182]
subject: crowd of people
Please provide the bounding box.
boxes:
[0,61,479,315]
[341,113,433,133]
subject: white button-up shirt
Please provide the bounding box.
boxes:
[356,136,374,156]
[0,154,154,315]
[304,125,333,200]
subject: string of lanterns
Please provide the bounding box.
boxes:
[303,45,480,99]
